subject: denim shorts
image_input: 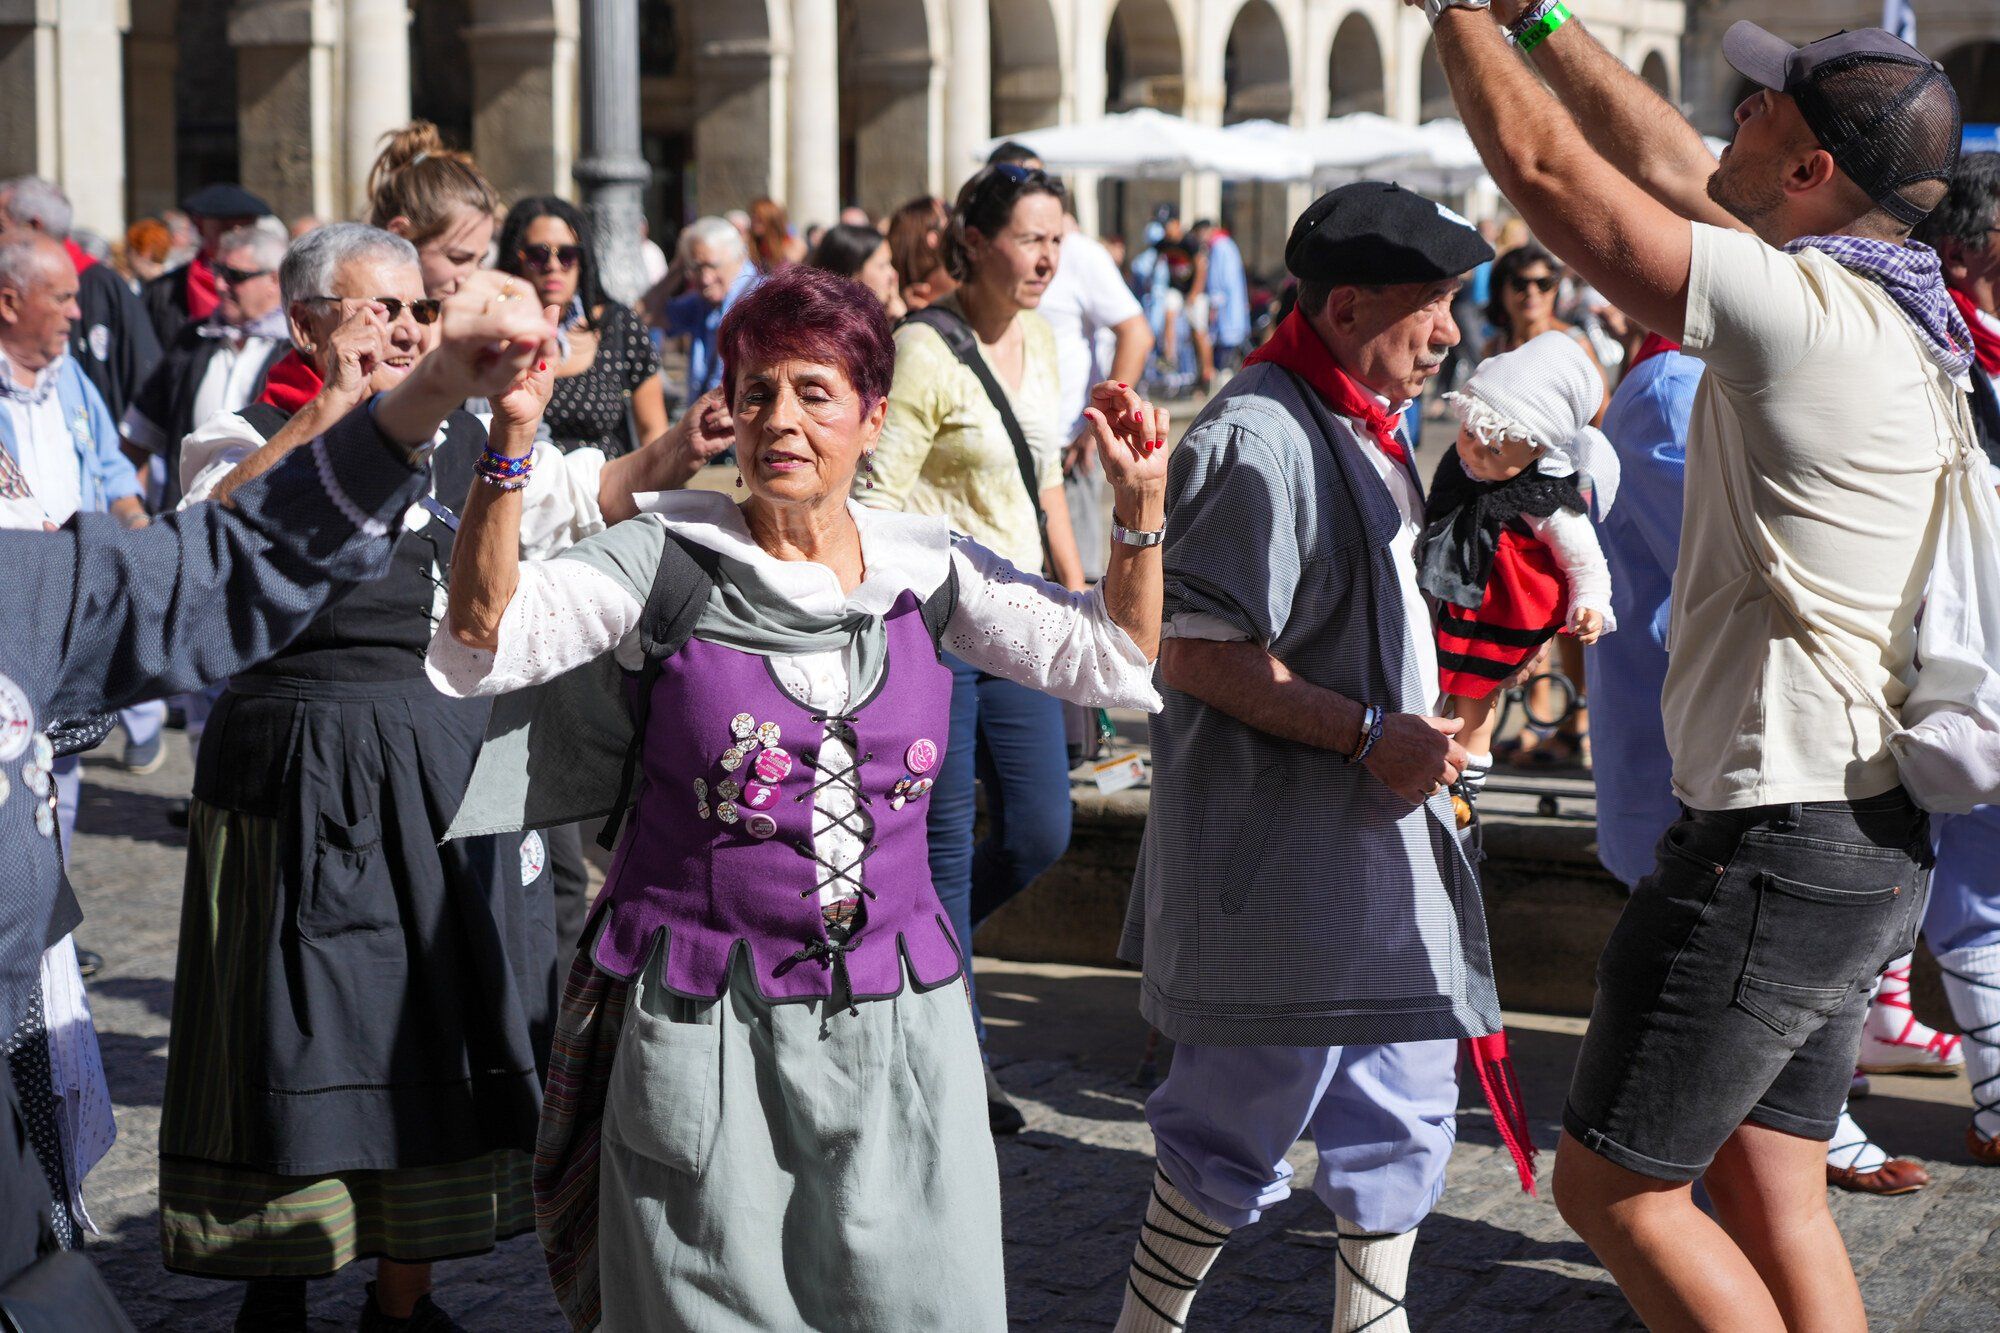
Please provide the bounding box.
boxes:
[1564,789,1931,1181]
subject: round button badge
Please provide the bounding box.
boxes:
[0,674,34,764]
[905,738,938,776]
[745,811,778,839]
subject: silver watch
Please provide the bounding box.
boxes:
[1111,519,1166,549]
[1424,0,1491,20]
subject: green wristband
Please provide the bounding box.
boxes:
[1513,0,1570,53]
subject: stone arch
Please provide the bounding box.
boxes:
[1223,0,1291,126]
[1639,49,1672,101]
[991,0,1065,135]
[1105,0,1185,114]
[1943,40,2000,123]
[412,0,476,152]
[1327,10,1385,118]
[839,0,937,215]
[1418,32,1452,123]
[675,0,787,221]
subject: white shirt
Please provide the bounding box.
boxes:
[1,361,82,526]
[190,337,284,436]
[1040,230,1144,438]
[426,491,1163,905]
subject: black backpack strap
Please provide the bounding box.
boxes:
[900,306,1053,573]
[237,401,291,443]
[919,556,959,661]
[596,532,721,851]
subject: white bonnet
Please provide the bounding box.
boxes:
[1445,329,1620,513]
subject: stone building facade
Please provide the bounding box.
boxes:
[4,2,1992,265]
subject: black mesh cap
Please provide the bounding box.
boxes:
[1724,23,1962,225]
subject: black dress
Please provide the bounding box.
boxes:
[544,303,660,457]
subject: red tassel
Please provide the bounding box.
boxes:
[1465,1030,1538,1196]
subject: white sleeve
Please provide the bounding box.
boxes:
[1524,509,1616,630]
[425,558,644,697]
[1072,235,1144,331]
[1162,611,1250,643]
[942,538,1162,711]
[513,441,609,558]
[175,412,263,508]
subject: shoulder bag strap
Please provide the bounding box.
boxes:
[918,556,960,660]
[901,306,1054,573]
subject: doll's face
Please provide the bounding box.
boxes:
[1455,424,1542,483]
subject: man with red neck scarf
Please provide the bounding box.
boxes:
[1922,152,2000,466]
[140,183,273,348]
[1110,183,1509,1333]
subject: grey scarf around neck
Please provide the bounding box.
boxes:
[702,552,887,702]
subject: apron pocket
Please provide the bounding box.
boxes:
[1218,765,1284,915]
[604,969,721,1179]
[300,812,401,939]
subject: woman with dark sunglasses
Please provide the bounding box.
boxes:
[497,196,667,458]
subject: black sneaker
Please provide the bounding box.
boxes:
[359,1284,470,1333]
[235,1277,308,1332]
[985,1065,1026,1136]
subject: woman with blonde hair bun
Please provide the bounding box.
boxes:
[367,121,504,299]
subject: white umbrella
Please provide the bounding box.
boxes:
[1359,118,1490,193]
[1303,113,1430,183]
[979,108,1310,182]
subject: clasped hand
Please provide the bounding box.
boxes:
[1364,712,1469,805]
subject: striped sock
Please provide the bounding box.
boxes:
[1333,1222,1416,1333]
[1114,1169,1231,1332]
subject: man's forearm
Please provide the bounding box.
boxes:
[1161,638,1362,755]
[1108,316,1153,386]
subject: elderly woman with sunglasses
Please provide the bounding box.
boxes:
[160,225,710,1333]
[498,196,667,458]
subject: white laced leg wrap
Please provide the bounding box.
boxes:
[1937,943,2000,1141]
[1333,1221,1416,1333]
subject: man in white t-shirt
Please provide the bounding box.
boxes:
[1426,7,1968,1330]
[987,143,1154,580]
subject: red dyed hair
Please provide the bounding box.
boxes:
[718,265,897,413]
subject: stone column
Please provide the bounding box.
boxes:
[787,0,840,230]
[942,0,990,186]
[574,0,650,304]
[342,0,411,217]
[231,0,340,222]
[467,1,578,205]
[125,0,181,221]
[0,0,131,237]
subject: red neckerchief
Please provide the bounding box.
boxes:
[1246,309,1409,465]
[1627,331,1682,374]
[185,254,221,322]
[1949,287,2000,377]
[256,350,323,415]
[62,238,95,274]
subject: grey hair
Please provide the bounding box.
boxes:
[0,177,72,239]
[678,215,745,265]
[279,221,418,310]
[0,235,67,292]
[218,219,290,275]
[1915,152,2000,252]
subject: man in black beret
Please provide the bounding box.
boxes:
[1419,1,1969,1328]
[141,183,275,347]
[1108,182,1501,1333]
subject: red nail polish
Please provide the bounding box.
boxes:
[537,360,547,372]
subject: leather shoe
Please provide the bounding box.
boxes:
[1826,1157,1929,1195]
[1969,1126,2000,1166]
[985,1065,1025,1136]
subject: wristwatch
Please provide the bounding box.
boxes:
[1111,516,1166,548]
[1423,0,1491,20]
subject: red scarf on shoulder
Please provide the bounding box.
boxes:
[1246,309,1409,466]
[1626,331,1682,374]
[1949,287,2000,377]
[256,350,323,415]
[185,254,220,322]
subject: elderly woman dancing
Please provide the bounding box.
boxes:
[427,264,1169,1330]
[159,225,702,1333]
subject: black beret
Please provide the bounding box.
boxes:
[181,183,274,220]
[1285,181,1494,286]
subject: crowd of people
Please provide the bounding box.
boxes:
[1,5,1998,1332]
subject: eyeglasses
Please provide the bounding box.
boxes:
[215,264,270,287]
[1507,275,1560,295]
[303,295,443,325]
[518,243,582,271]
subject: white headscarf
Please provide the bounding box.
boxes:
[1444,329,1619,514]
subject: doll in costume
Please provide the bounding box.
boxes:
[1416,329,1620,813]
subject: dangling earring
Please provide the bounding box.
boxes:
[735,470,745,489]
[861,452,877,490]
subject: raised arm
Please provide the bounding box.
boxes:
[1428,6,1694,341]
[1491,1,1741,229]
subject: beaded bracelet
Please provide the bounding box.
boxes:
[1345,704,1385,765]
[474,446,534,492]
[1511,0,1570,53]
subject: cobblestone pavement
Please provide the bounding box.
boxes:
[63,740,2000,1330]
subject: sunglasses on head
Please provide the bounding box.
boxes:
[992,163,1049,185]
[304,295,443,325]
[1507,274,1559,295]
[518,243,582,271]
[215,264,269,287]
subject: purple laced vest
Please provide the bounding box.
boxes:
[585,590,963,1002]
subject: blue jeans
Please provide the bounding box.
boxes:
[927,655,1073,1043]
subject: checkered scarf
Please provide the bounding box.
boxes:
[1785,234,1974,379]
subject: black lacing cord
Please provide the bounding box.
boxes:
[1940,962,1999,1131]
[774,933,862,1016]
[1123,1173,1227,1330]
[795,711,880,902]
[1336,1232,1407,1332]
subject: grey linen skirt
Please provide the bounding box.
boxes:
[592,946,1006,1332]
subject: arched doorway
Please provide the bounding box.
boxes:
[411,0,475,152]
[838,0,936,217]
[1103,0,1186,251]
[1418,35,1453,123]
[1328,11,1386,117]
[1944,41,2000,123]
[1223,0,1293,277]
[991,0,1063,137]
[1639,50,1672,101]
[636,1,696,244]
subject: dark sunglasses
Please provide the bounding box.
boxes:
[518,243,582,271]
[304,294,443,325]
[215,264,269,287]
[1507,274,1560,295]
